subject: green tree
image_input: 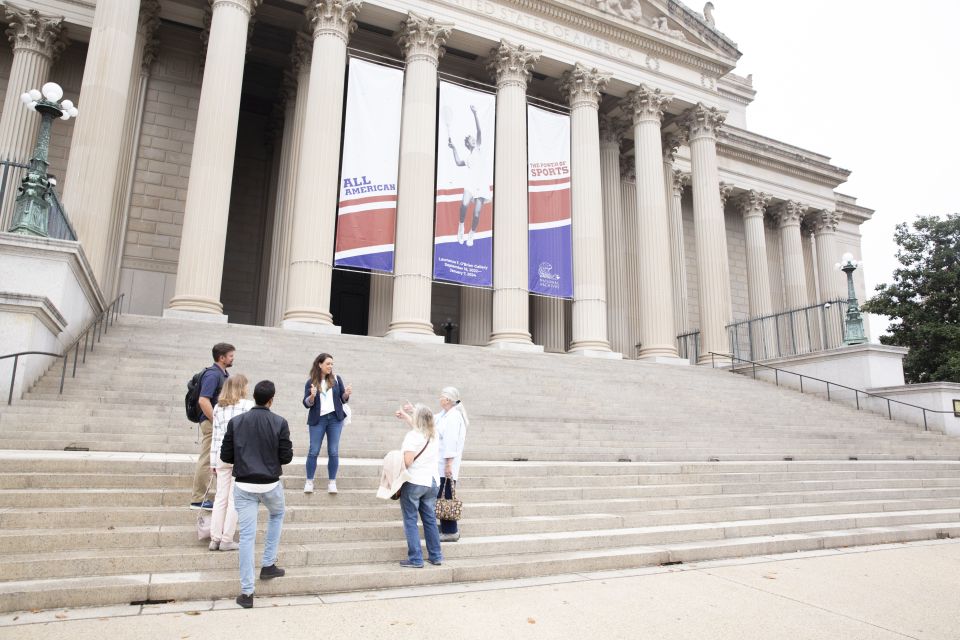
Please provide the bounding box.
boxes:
[862,214,960,383]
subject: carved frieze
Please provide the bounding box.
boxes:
[486,39,541,89]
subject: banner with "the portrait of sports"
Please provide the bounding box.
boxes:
[433,81,496,287]
[527,105,573,298]
[333,58,403,272]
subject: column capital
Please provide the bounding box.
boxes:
[486,39,541,89]
[4,3,68,61]
[737,190,770,220]
[773,200,808,227]
[718,181,733,208]
[681,102,726,141]
[662,133,682,163]
[291,30,313,74]
[306,0,360,43]
[139,0,162,75]
[281,68,298,106]
[599,113,628,146]
[211,0,262,16]
[810,209,842,234]
[559,62,610,110]
[398,12,453,65]
[619,153,636,181]
[672,169,689,196]
[622,84,673,124]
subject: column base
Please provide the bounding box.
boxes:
[281,319,342,335]
[569,348,623,360]
[384,331,445,344]
[636,355,690,366]
[162,308,228,324]
[486,341,544,353]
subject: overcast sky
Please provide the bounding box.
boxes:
[711,0,959,339]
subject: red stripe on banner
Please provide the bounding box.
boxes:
[334,207,397,252]
[434,198,493,236]
[528,189,571,224]
[528,176,571,187]
[338,193,397,209]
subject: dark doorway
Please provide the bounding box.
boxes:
[331,270,370,335]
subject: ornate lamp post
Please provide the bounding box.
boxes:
[8,82,78,237]
[836,252,868,345]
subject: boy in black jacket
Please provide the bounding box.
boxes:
[220,380,293,608]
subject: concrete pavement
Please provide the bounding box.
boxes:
[3,539,958,639]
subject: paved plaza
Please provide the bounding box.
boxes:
[4,540,958,640]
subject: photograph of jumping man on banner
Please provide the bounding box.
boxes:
[445,105,490,248]
[433,81,495,287]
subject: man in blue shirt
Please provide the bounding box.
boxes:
[190,342,235,509]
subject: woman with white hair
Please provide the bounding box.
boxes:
[394,402,442,568]
[436,386,468,542]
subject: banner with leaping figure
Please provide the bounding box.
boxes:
[433,81,496,287]
[334,58,403,272]
[527,105,573,298]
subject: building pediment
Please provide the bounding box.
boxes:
[567,0,741,62]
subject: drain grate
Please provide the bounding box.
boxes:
[64,446,89,452]
[130,599,174,606]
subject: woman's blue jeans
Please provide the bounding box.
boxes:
[306,412,344,481]
[399,480,441,566]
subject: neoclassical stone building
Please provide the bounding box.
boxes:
[0,0,873,363]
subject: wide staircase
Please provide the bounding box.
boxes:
[0,314,958,612]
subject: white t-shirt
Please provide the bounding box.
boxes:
[317,378,336,416]
[436,408,467,481]
[401,430,440,488]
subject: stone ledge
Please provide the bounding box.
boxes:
[0,292,67,336]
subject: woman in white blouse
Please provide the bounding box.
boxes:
[436,386,468,542]
[209,373,253,551]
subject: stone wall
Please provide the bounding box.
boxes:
[117,23,201,316]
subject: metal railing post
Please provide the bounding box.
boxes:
[923,409,928,432]
[7,354,17,405]
[855,389,859,410]
[59,354,67,394]
[887,398,892,420]
[826,381,830,401]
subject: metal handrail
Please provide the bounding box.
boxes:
[2,294,125,404]
[707,351,954,432]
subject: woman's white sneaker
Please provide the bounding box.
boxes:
[303,480,314,494]
[327,480,338,494]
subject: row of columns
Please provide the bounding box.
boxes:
[7,1,848,363]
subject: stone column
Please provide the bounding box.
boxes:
[386,13,452,342]
[459,287,492,346]
[281,0,359,332]
[624,85,680,361]
[60,0,140,291]
[812,209,844,348]
[774,200,810,352]
[265,33,311,326]
[598,113,628,357]
[368,272,393,337]
[682,103,731,363]
[531,295,565,353]
[487,39,541,350]
[0,4,67,232]
[665,159,690,334]
[560,63,616,357]
[163,0,260,319]
[812,210,844,301]
[104,0,161,299]
[620,156,640,357]
[737,190,776,357]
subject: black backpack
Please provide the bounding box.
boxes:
[184,366,222,423]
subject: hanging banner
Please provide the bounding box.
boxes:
[527,105,573,298]
[433,81,496,286]
[334,58,403,272]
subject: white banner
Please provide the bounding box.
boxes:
[334,58,404,272]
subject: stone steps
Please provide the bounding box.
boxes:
[2,522,956,612]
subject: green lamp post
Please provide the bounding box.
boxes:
[836,252,868,346]
[8,82,78,237]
